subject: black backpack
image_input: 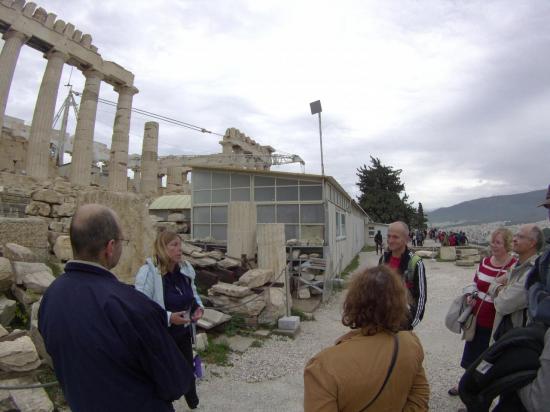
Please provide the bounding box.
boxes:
[458,323,547,412]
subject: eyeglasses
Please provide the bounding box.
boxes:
[117,238,130,246]
[513,234,532,241]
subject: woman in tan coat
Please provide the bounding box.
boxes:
[304,265,429,412]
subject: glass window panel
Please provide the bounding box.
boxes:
[341,214,346,236]
[231,173,250,188]
[211,206,227,223]
[285,224,299,241]
[300,179,319,185]
[277,204,299,223]
[336,211,341,237]
[301,225,324,241]
[300,185,323,201]
[193,207,210,223]
[212,189,230,203]
[231,188,250,201]
[276,186,298,201]
[192,171,211,189]
[301,204,324,223]
[193,190,211,204]
[212,172,230,189]
[255,176,275,186]
[254,187,275,201]
[211,225,227,241]
[193,224,210,239]
[257,205,275,223]
[276,178,298,186]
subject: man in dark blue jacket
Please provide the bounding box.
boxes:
[39,203,193,411]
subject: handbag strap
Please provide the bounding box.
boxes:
[474,265,507,316]
[359,333,399,411]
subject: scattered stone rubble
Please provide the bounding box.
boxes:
[0,242,55,411]
[413,245,484,267]
[178,241,287,328]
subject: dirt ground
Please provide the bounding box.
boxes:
[176,246,477,411]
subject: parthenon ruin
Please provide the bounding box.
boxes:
[0,0,137,191]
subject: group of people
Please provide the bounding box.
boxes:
[446,188,550,411]
[305,220,429,410]
[38,204,204,411]
[36,185,550,411]
[435,230,469,246]
[303,186,550,412]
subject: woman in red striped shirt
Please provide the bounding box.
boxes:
[448,228,517,396]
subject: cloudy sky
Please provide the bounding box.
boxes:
[3,0,550,209]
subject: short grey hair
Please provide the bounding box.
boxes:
[530,225,544,251]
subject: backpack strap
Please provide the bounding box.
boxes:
[405,254,421,283]
[359,334,399,411]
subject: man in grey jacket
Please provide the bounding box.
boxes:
[488,224,543,342]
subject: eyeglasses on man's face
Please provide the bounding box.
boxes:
[116,238,130,246]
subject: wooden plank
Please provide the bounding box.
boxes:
[257,223,287,285]
[227,202,257,259]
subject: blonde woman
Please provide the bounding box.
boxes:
[448,228,516,397]
[135,230,204,410]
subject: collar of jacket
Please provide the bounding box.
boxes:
[65,261,118,280]
[383,248,411,274]
[145,257,196,280]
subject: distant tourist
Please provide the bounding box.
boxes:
[135,230,204,410]
[39,204,193,411]
[374,230,383,255]
[448,228,516,397]
[303,265,429,411]
[489,224,542,342]
[380,221,427,329]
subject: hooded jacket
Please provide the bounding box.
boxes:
[135,258,203,326]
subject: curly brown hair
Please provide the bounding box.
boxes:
[342,265,409,334]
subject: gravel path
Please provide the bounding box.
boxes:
[175,248,477,411]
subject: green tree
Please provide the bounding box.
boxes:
[356,156,416,225]
[416,202,428,230]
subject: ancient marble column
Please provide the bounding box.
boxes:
[26,50,67,179]
[140,121,159,195]
[132,169,141,192]
[108,85,138,191]
[70,69,103,186]
[166,166,184,192]
[0,30,28,130]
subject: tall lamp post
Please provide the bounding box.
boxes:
[309,100,324,176]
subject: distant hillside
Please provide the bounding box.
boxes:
[428,189,547,226]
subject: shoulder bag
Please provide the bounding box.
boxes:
[359,333,399,411]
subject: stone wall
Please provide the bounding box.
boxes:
[0,132,58,176]
[0,176,156,284]
[78,190,155,283]
[0,217,48,259]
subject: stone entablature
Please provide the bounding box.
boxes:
[0,0,138,190]
[0,0,133,86]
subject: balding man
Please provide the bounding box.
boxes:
[379,221,427,329]
[489,224,543,342]
[38,204,193,412]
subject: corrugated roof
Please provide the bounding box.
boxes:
[149,195,191,210]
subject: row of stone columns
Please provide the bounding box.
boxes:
[0,27,137,191]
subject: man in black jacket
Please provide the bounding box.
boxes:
[379,221,427,329]
[39,204,193,411]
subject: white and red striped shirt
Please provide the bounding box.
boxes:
[473,256,517,328]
